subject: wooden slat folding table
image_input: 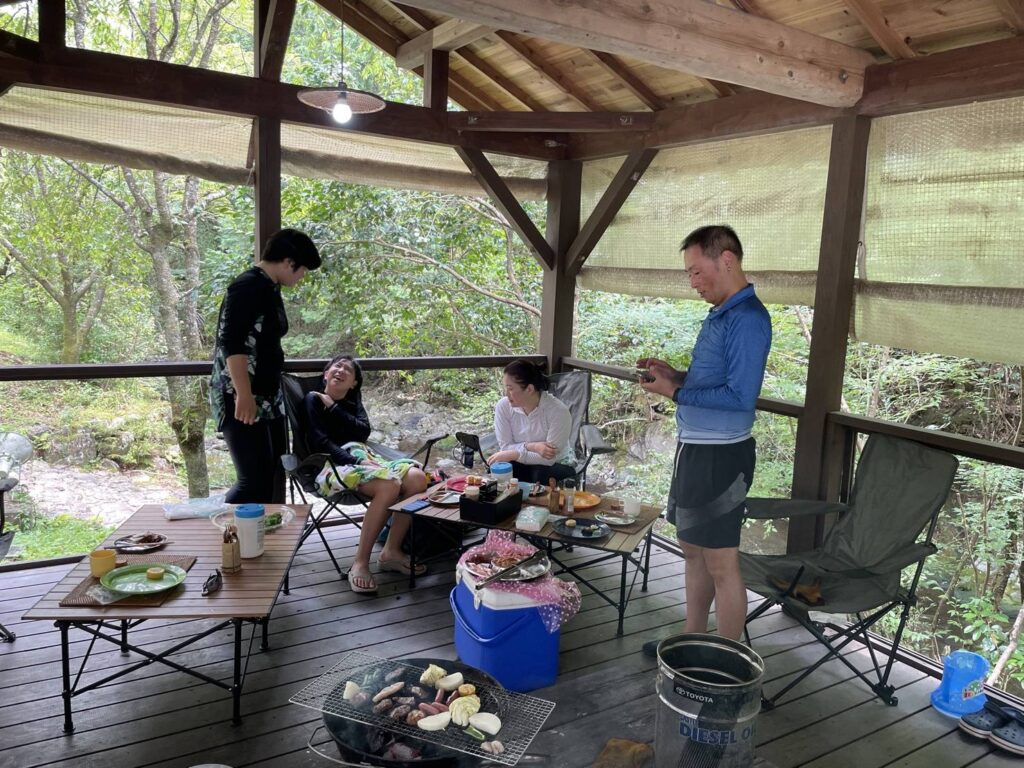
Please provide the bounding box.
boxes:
[22,503,310,733]
[392,493,660,635]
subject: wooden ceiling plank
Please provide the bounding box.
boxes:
[842,0,915,59]
[494,30,603,111]
[451,111,653,132]
[587,50,666,111]
[257,0,297,81]
[0,44,560,158]
[395,0,874,108]
[456,146,555,269]
[991,0,1024,33]
[697,77,735,98]
[566,148,658,274]
[396,17,491,69]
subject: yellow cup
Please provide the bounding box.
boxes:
[89,549,116,578]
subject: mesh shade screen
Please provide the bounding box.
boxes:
[578,126,833,306]
[859,96,1024,365]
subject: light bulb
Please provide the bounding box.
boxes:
[332,93,353,123]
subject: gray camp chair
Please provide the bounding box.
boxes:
[740,434,958,708]
[457,370,615,489]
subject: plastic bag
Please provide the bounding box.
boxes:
[163,493,231,520]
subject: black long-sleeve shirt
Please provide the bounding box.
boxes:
[304,392,372,466]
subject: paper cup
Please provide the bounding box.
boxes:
[89,549,116,578]
[623,497,641,517]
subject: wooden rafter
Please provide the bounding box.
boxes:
[0,29,40,60]
[395,0,874,107]
[451,111,651,133]
[992,0,1024,33]
[566,148,657,275]
[395,17,491,69]
[842,0,914,60]
[256,0,296,81]
[37,0,64,50]
[456,147,555,269]
[586,51,666,111]
[392,2,546,111]
[494,31,604,111]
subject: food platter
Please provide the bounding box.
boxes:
[211,507,294,532]
[595,511,639,527]
[426,488,462,507]
[100,563,187,595]
[445,476,468,493]
[112,532,169,553]
[553,520,612,540]
[461,552,551,582]
[544,490,602,510]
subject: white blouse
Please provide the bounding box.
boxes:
[493,392,573,466]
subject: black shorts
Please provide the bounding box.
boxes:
[666,438,756,549]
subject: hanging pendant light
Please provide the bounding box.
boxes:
[296,3,385,123]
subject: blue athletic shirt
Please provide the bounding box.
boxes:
[674,283,772,444]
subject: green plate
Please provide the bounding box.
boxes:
[100,563,187,595]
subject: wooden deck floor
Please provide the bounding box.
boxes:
[0,520,1015,768]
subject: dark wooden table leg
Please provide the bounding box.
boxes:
[58,621,74,733]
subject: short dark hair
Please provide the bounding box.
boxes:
[680,225,743,262]
[503,359,549,392]
[322,354,363,403]
[262,228,322,270]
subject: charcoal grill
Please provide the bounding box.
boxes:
[291,651,555,767]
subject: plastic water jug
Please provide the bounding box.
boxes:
[930,649,988,718]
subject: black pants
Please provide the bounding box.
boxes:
[510,461,576,485]
[220,401,286,504]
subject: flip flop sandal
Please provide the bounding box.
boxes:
[347,567,378,594]
[377,557,427,577]
[990,708,1024,756]
[959,699,1012,740]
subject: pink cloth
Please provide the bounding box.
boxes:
[457,530,582,633]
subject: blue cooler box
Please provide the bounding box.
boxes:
[451,575,560,692]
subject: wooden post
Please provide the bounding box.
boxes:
[37,0,65,50]
[253,118,281,260]
[424,49,449,112]
[539,160,581,372]
[787,115,872,553]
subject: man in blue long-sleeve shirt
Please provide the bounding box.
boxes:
[639,225,771,646]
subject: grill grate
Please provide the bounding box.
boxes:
[290,651,555,766]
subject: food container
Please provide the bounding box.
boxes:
[451,576,559,692]
[235,503,265,558]
[459,489,522,525]
[489,462,513,485]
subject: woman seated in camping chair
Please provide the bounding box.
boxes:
[305,354,428,593]
[487,359,574,484]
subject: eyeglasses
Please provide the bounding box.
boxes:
[202,569,223,596]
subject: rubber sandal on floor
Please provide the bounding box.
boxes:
[959,700,1012,740]
[347,567,378,594]
[990,708,1024,755]
[377,557,427,577]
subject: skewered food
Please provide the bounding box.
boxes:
[419,664,447,686]
[469,712,502,735]
[416,711,451,731]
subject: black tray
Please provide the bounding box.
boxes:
[459,489,522,525]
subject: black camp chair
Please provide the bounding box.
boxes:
[279,372,446,583]
[456,370,615,489]
[740,433,958,708]
[0,480,16,641]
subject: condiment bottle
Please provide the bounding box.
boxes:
[547,478,560,515]
[564,478,576,516]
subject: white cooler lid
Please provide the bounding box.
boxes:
[456,566,551,610]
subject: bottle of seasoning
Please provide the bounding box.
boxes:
[547,478,560,516]
[564,478,576,516]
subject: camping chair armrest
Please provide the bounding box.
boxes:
[282,452,330,473]
[860,543,937,576]
[409,433,449,460]
[580,424,616,456]
[744,498,849,520]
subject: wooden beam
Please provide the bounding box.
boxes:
[788,115,871,554]
[256,0,296,81]
[0,44,560,158]
[392,2,548,111]
[0,29,39,60]
[450,111,653,133]
[539,159,581,372]
[587,50,667,110]
[254,116,281,260]
[842,0,913,60]
[423,48,448,111]
[992,0,1024,33]
[396,0,874,107]
[37,0,64,50]
[696,77,736,98]
[494,31,604,111]
[566,149,657,275]
[396,18,491,70]
[456,147,555,270]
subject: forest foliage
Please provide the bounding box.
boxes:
[1,0,1022,695]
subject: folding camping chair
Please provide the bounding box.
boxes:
[0,480,16,641]
[739,433,958,708]
[279,373,446,583]
[456,369,615,489]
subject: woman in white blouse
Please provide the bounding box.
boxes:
[488,359,575,484]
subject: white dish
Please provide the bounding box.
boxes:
[595,512,639,527]
[211,507,294,532]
